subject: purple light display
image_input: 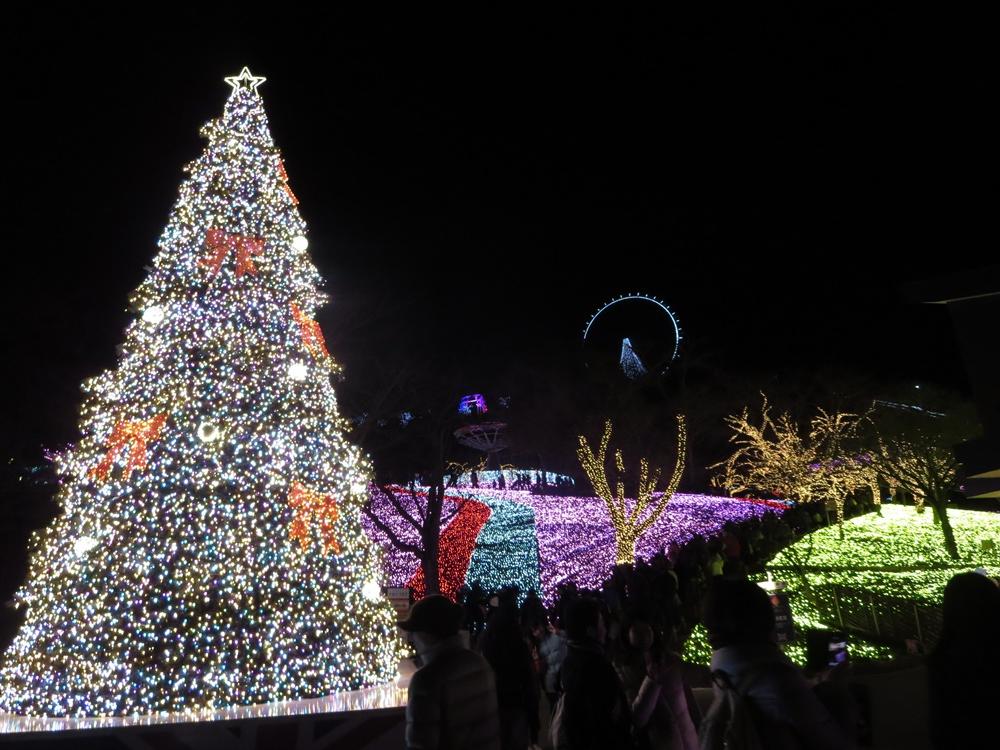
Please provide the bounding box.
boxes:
[458,394,488,415]
[362,485,424,586]
[362,486,786,603]
[463,489,783,600]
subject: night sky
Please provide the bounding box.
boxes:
[2,9,992,457]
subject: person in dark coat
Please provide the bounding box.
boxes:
[538,617,568,711]
[927,572,1000,749]
[479,592,540,749]
[399,595,501,750]
[558,597,634,750]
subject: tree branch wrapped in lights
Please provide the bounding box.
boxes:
[576,416,686,565]
[712,396,874,538]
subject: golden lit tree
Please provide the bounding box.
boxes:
[712,397,871,537]
[711,396,819,504]
[808,408,870,537]
[577,416,686,565]
[864,388,979,561]
[871,435,961,559]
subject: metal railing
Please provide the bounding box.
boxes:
[810,584,943,650]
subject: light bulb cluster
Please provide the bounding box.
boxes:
[462,492,543,604]
[405,494,491,601]
[712,399,886,532]
[361,485,502,602]
[680,622,895,668]
[0,72,401,718]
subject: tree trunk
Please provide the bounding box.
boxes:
[421,435,451,597]
[423,537,441,596]
[931,494,960,560]
[616,529,637,565]
[870,485,882,516]
[421,483,444,596]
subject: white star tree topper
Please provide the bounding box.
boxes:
[224,66,266,92]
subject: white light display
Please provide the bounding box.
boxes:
[0,68,401,719]
[361,581,381,602]
[224,66,266,93]
[291,235,309,252]
[196,421,221,443]
[287,361,308,381]
[73,536,100,558]
[142,306,165,325]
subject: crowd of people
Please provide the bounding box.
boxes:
[397,520,1000,749]
[457,471,577,495]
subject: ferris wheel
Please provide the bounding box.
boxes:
[583,294,682,379]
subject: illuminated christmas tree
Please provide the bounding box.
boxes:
[0,68,398,717]
[619,337,647,380]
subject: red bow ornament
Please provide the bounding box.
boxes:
[90,414,168,482]
[200,229,265,278]
[287,482,341,554]
[278,160,299,206]
[290,302,330,359]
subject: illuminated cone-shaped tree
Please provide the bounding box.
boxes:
[0,69,398,717]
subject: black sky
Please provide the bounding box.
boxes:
[1,9,993,455]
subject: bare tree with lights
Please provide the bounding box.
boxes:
[576,416,686,565]
[343,350,472,599]
[711,396,820,503]
[363,478,459,598]
[864,388,980,561]
[870,435,961,559]
[712,397,871,537]
[808,409,871,538]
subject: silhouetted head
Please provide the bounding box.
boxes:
[939,572,1000,646]
[629,621,654,652]
[397,595,463,638]
[565,597,605,643]
[702,578,775,649]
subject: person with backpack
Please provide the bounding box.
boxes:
[700,578,853,750]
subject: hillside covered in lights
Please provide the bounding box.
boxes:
[362,485,788,602]
[766,504,1000,602]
